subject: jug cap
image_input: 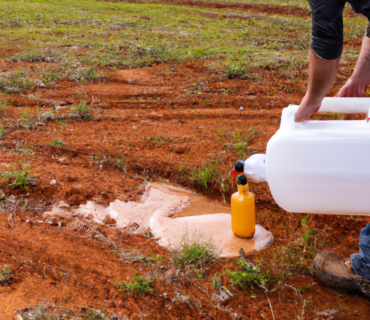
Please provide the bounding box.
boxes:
[235,159,246,173]
[237,175,248,186]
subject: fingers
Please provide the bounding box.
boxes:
[336,79,368,97]
[295,106,320,123]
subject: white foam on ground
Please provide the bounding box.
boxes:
[45,183,273,257]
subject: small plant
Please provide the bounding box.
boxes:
[172,235,217,269]
[50,139,66,148]
[80,68,101,82]
[213,274,222,292]
[227,260,271,290]
[224,59,250,79]
[0,68,39,93]
[72,101,92,120]
[117,154,127,173]
[2,165,34,190]
[0,266,11,285]
[299,214,316,258]
[115,275,154,295]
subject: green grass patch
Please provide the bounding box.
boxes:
[0,266,11,286]
[1,164,35,190]
[115,275,155,295]
[0,0,365,87]
[171,235,217,269]
[227,259,271,290]
[50,139,66,148]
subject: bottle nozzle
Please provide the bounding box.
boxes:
[237,174,248,186]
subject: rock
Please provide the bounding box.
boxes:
[313,250,370,298]
[0,190,5,200]
[50,179,56,185]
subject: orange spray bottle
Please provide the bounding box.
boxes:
[231,174,255,238]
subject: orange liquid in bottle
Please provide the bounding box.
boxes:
[231,178,255,238]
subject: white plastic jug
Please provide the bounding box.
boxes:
[245,98,370,215]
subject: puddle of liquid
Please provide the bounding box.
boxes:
[45,183,273,258]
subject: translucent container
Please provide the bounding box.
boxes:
[265,98,370,215]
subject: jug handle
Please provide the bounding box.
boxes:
[281,100,370,129]
[319,97,370,114]
[280,105,299,130]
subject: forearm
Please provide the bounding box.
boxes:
[306,48,341,105]
[350,33,370,84]
[336,30,370,97]
[295,48,340,122]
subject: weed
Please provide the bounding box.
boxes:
[171,235,217,269]
[224,59,250,79]
[299,214,317,258]
[192,166,216,189]
[14,146,35,155]
[190,158,220,189]
[227,260,271,290]
[115,275,155,295]
[117,154,127,173]
[72,101,93,120]
[50,139,66,148]
[222,127,261,157]
[2,164,34,190]
[0,69,39,93]
[213,274,222,292]
[0,266,11,285]
[146,136,174,143]
[79,68,102,82]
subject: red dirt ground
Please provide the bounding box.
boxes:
[1,39,370,319]
[106,0,364,19]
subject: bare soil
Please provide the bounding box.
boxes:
[1,38,370,319]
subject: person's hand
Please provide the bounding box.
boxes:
[336,77,369,97]
[295,94,321,123]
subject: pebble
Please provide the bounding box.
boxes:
[240,107,244,111]
[50,180,56,185]
[132,126,138,129]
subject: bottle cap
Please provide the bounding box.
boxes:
[237,175,248,186]
[235,160,245,173]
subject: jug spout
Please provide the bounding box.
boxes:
[232,155,267,182]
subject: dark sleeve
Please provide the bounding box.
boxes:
[309,0,346,60]
[367,23,370,38]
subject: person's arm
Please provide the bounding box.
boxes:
[295,49,341,123]
[294,0,345,123]
[336,28,370,97]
